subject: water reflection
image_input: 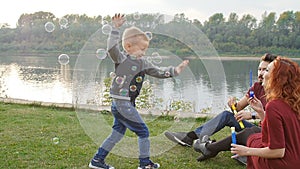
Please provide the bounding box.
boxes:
[0,62,72,103]
[1,55,285,114]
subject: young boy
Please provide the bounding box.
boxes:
[89,13,189,169]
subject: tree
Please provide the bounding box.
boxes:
[254,12,276,47]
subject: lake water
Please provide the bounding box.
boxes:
[1,54,296,114]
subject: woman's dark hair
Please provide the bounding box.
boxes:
[261,53,277,63]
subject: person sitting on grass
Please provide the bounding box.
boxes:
[164,53,277,147]
[231,57,300,169]
[197,57,300,169]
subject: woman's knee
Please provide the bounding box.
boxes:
[250,126,261,133]
[239,127,259,136]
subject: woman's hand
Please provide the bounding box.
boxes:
[248,95,264,114]
[231,143,285,159]
[231,144,250,158]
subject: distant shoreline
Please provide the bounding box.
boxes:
[185,55,300,61]
[1,53,300,61]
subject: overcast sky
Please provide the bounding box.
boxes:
[1,0,299,27]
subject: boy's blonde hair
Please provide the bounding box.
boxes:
[122,26,149,50]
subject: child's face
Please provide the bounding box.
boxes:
[126,39,149,59]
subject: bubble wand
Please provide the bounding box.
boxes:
[231,104,245,129]
[231,127,236,144]
[231,127,237,157]
[249,69,254,98]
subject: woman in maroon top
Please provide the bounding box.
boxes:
[231,57,300,169]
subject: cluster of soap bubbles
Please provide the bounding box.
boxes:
[44,17,69,33]
[101,19,112,35]
[59,17,69,29]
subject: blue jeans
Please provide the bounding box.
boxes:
[194,110,254,138]
[94,99,151,166]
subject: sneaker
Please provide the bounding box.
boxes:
[193,135,213,152]
[164,131,194,146]
[138,161,160,169]
[193,135,217,161]
[88,158,115,169]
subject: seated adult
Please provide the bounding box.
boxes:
[165,54,277,149]
[196,57,300,169]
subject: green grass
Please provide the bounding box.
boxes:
[0,102,245,169]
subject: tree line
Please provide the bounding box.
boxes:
[0,11,299,57]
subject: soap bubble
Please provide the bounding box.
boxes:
[174,116,180,122]
[102,24,112,35]
[119,88,128,96]
[109,72,116,78]
[96,48,107,60]
[133,12,140,20]
[115,76,125,85]
[151,52,162,64]
[44,22,55,33]
[52,137,60,144]
[146,56,152,63]
[59,17,68,28]
[58,54,69,65]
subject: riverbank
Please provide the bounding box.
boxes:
[0,97,213,118]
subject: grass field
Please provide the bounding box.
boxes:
[0,102,245,169]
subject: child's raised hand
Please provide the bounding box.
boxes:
[112,13,126,28]
[175,60,189,75]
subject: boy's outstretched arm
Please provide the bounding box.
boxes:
[175,60,189,75]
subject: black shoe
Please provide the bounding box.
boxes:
[164,131,194,146]
[193,135,217,161]
[193,135,213,152]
